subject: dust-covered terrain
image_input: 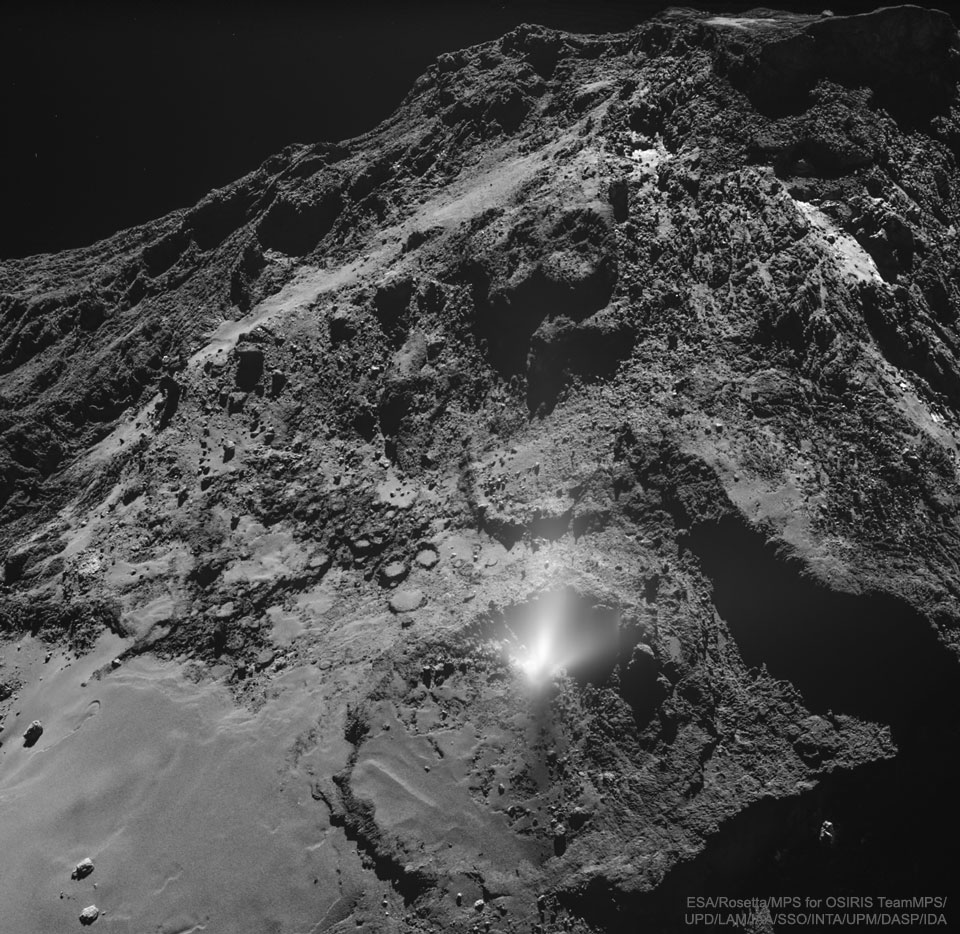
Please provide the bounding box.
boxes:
[3,6,960,932]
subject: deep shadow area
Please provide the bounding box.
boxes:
[525,311,636,414]
[557,511,960,931]
[256,193,343,257]
[684,515,957,738]
[561,735,960,932]
[4,2,953,258]
[472,264,616,379]
[724,6,960,127]
[610,513,960,932]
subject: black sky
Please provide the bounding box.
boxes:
[2,0,953,259]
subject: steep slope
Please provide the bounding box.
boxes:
[2,7,960,933]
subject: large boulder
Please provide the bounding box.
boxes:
[72,857,95,880]
[22,720,43,747]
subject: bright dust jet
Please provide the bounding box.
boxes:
[504,588,621,687]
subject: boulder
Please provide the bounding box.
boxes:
[71,857,94,880]
[79,904,99,925]
[379,560,409,586]
[415,548,439,569]
[22,720,43,747]
[388,588,426,614]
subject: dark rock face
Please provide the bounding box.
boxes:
[3,7,960,932]
[725,7,959,123]
[234,345,265,391]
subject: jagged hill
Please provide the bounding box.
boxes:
[2,7,960,933]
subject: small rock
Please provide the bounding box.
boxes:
[72,857,95,880]
[79,904,99,925]
[389,588,426,614]
[23,720,43,747]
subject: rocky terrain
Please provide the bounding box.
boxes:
[2,6,960,932]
